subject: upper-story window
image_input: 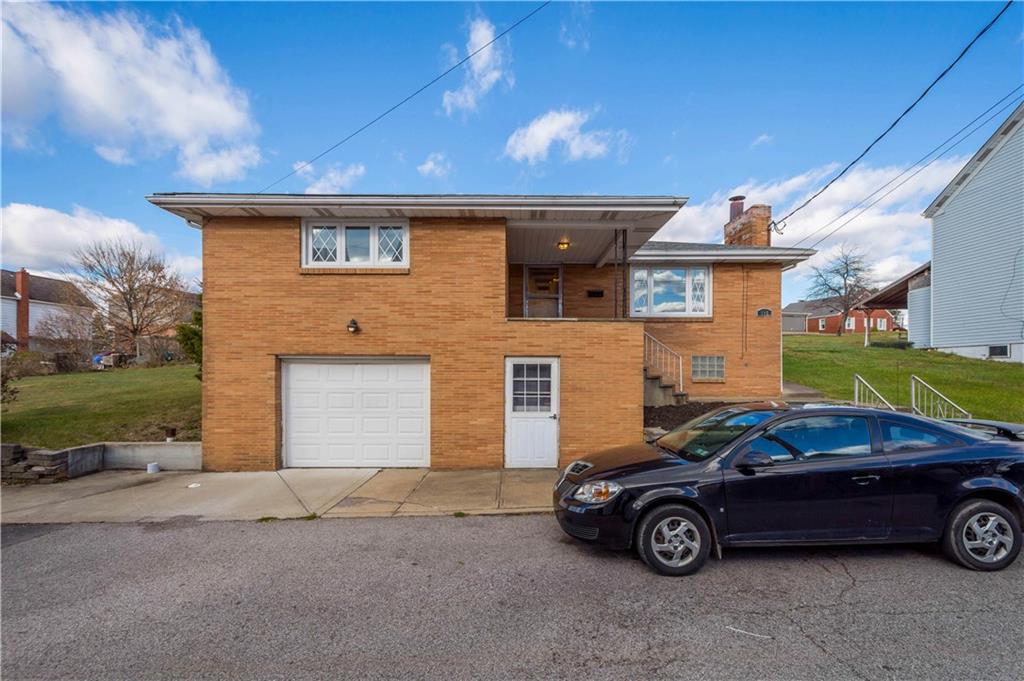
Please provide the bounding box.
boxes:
[302,220,409,268]
[630,266,711,317]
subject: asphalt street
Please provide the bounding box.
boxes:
[2,516,1022,680]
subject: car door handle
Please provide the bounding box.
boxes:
[851,474,880,485]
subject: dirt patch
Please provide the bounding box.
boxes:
[644,402,731,431]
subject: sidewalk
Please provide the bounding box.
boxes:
[0,468,559,524]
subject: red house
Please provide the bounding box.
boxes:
[782,296,895,334]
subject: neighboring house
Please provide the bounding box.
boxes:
[0,268,92,350]
[149,193,813,472]
[859,103,1023,362]
[782,296,894,334]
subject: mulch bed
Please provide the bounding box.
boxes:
[643,402,731,431]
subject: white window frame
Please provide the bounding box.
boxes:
[629,264,712,318]
[301,219,409,268]
[877,318,887,331]
[845,316,856,331]
[818,318,826,331]
[692,354,725,381]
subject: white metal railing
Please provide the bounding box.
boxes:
[853,374,896,410]
[911,375,970,419]
[643,331,683,391]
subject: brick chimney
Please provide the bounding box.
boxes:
[15,268,30,349]
[724,196,772,247]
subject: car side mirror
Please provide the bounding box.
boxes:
[735,450,775,470]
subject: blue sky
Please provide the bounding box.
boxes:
[3,1,1022,303]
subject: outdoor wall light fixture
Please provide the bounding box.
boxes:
[557,237,571,251]
[347,319,361,333]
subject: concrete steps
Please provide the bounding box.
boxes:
[644,367,687,407]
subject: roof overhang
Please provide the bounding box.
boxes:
[630,246,816,271]
[924,102,1024,218]
[146,193,687,229]
[856,261,931,309]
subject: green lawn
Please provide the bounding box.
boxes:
[784,333,1024,421]
[1,364,201,449]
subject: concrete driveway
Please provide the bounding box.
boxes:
[2,517,1022,680]
[0,468,559,523]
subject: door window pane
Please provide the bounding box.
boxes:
[633,269,649,314]
[310,226,337,263]
[651,268,687,313]
[762,416,872,462]
[345,227,370,263]
[881,421,958,452]
[511,363,553,412]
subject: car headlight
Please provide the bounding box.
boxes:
[573,480,622,504]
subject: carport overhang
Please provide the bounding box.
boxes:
[855,261,931,310]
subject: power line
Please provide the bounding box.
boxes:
[772,0,1015,232]
[785,83,1024,249]
[806,93,1024,251]
[212,1,551,214]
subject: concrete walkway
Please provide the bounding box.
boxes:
[0,468,559,524]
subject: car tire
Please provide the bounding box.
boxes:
[942,499,1021,572]
[635,504,712,576]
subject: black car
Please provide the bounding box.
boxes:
[554,403,1024,576]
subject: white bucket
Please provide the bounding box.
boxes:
[146,462,160,474]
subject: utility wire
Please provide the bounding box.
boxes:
[806,93,1024,251]
[209,1,551,217]
[785,83,1024,249]
[771,0,1015,232]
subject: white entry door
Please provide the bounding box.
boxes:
[282,359,430,467]
[504,357,560,468]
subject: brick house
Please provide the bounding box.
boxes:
[782,296,896,334]
[148,193,813,472]
[1,268,92,351]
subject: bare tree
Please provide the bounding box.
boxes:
[33,309,101,369]
[806,246,873,336]
[67,239,190,358]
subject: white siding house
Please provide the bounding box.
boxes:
[922,103,1024,362]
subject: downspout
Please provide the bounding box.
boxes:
[620,229,628,318]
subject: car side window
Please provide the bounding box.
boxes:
[881,421,960,452]
[741,416,873,464]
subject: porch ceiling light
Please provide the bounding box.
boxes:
[347,319,361,334]
[557,237,571,251]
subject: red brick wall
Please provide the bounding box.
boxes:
[807,309,896,334]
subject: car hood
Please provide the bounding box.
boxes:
[570,441,680,480]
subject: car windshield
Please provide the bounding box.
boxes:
[655,408,782,462]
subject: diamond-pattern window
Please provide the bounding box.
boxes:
[311,227,337,263]
[378,227,405,263]
[691,268,706,313]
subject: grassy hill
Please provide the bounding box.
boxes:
[783,333,1023,421]
[2,364,201,449]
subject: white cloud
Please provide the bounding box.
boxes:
[442,15,513,116]
[294,161,366,194]
[654,157,967,295]
[0,203,200,283]
[417,152,452,179]
[750,133,774,148]
[505,109,629,165]
[94,145,134,166]
[559,2,592,51]
[2,3,260,185]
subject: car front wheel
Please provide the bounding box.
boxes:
[635,504,712,576]
[943,499,1021,571]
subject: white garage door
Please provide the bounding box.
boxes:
[283,359,430,467]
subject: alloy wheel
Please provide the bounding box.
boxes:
[962,512,1014,563]
[651,516,700,567]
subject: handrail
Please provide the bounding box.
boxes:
[643,331,683,392]
[853,374,896,410]
[910,375,970,419]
